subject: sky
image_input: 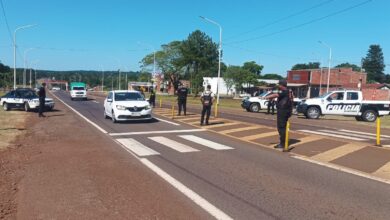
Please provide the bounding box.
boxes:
[0,0,389,76]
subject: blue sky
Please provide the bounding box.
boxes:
[0,0,388,76]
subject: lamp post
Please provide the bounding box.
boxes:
[318,41,332,93]
[13,24,37,89]
[23,48,35,87]
[200,16,222,106]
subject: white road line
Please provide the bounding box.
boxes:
[116,138,160,156]
[154,116,180,126]
[297,130,365,141]
[50,92,108,134]
[179,135,234,150]
[148,136,199,153]
[339,129,390,138]
[109,129,205,136]
[92,100,99,103]
[292,155,390,185]
[318,129,379,140]
[140,158,233,220]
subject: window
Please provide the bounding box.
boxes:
[329,92,344,100]
[347,92,359,100]
[114,92,144,101]
[73,87,85,90]
[292,74,301,81]
[107,92,113,99]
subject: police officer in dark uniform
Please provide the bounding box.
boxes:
[38,82,46,117]
[176,84,188,116]
[149,88,156,108]
[264,80,293,149]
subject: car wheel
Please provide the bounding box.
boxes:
[3,102,9,111]
[362,110,377,122]
[355,116,363,121]
[245,108,250,112]
[249,103,260,112]
[71,98,74,101]
[24,102,30,112]
[306,106,320,119]
[111,111,117,123]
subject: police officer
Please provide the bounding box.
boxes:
[264,80,293,149]
[266,89,275,115]
[38,82,46,117]
[200,85,214,125]
[149,88,156,108]
[176,84,188,116]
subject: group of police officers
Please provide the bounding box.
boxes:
[166,79,293,149]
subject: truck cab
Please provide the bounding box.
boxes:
[70,82,87,100]
[297,90,390,122]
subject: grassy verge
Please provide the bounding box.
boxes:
[0,108,28,151]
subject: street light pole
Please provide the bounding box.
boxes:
[23,48,34,87]
[200,16,222,105]
[13,24,37,89]
[319,41,332,93]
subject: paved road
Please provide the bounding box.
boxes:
[52,91,390,219]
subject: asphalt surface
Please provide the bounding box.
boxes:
[52,90,390,219]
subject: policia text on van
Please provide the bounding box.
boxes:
[296,90,390,122]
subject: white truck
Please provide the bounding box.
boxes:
[241,91,301,113]
[296,90,390,122]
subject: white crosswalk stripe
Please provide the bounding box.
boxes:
[179,135,234,150]
[339,129,390,138]
[117,138,160,157]
[148,136,199,153]
[318,129,382,140]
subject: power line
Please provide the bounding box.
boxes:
[0,0,13,44]
[225,0,335,41]
[226,0,373,45]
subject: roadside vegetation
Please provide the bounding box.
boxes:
[0,107,28,151]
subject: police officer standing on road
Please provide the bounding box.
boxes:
[267,89,275,115]
[264,80,293,149]
[149,88,156,108]
[176,84,188,116]
[200,85,214,126]
[38,82,46,117]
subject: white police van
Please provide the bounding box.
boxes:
[242,91,301,113]
[296,90,390,122]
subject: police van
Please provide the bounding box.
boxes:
[242,91,301,113]
[296,90,390,122]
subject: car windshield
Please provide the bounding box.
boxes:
[73,87,85,90]
[258,91,269,97]
[22,90,38,98]
[114,92,144,101]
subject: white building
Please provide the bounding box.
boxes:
[202,77,279,95]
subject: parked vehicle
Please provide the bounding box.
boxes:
[0,88,55,111]
[52,86,61,91]
[104,90,152,123]
[296,90,390,122]
[242,91,301,113]
[70,82,87,100]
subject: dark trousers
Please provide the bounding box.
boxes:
[201,105,211,124]
[149,96,156,107]
[178,99,187,115]
[277,109,290,145]
[267,101,275,114]
[39,97,45,116]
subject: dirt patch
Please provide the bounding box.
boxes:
[0,108,31,219]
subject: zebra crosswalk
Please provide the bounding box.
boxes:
[297,129,389,142]
[117,134,234,157]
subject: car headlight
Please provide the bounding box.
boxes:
[144,105,151,110]
[116,105,126,110]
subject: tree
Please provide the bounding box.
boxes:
[334,62,361,71]
[0,62,12,88]
[223,70,235,95]
[178,30,219,94]
[261,73,283,80]
[291,62,320,70]
[225,65,259,95]
[362,44,386,83]
[138,72,151,82]
[242,61,263,76]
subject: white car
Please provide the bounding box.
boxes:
[1,88,55,111]
[52,86,60,91]
[104,90,152,123]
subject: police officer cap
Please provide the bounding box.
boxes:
[278,79,287,87]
